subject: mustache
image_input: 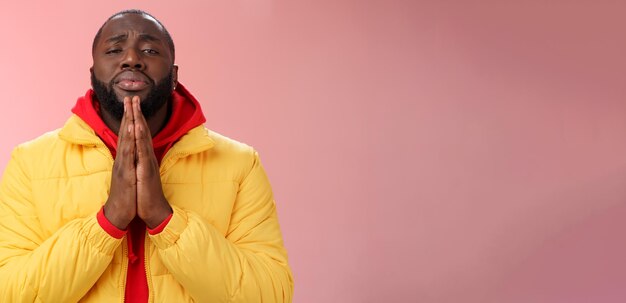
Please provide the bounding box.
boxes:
[90,69,174,121]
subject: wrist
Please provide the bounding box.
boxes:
[97,207,128,238]
[142,201,173,229]
[103,203,133,230]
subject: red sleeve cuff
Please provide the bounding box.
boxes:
[147,213,173,235]
[97,207,127,239]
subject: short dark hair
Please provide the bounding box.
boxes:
[92,9,175,61]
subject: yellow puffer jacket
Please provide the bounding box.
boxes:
[0,115,293,302]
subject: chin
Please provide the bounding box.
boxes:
[114,90,149,103]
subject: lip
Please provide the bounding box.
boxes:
[114,71,151,92]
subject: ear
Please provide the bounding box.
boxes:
[172,64,179,90]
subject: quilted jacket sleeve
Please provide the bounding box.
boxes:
[0,146,123,302]
[149,151,294,302]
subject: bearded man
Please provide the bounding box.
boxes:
[0,9,293,302]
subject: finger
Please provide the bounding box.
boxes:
[125,96,135,138]
[117,96,135,141]
[132,96,151,139]
[132,97,155,160]
[116,97,128,142]
[118,97,136,167]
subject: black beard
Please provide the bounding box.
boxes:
[91,70,173,121]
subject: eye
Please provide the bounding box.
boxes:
[105,49,122,55]
[143,49,159,55]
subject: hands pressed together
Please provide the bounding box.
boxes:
[103,96,172,230]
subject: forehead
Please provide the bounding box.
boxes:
[99,14,166,42]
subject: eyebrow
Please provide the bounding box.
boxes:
[104,33,162,44]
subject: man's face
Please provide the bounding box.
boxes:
[91,14,177,120]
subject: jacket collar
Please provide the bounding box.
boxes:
[59,114,215,168]
[58,115,103,147]
[70,83,207,162]
[160,124,215,172]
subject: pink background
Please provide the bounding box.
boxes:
[1,1,626,302]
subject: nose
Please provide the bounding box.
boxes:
[121,48,144,70]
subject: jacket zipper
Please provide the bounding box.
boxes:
[94,143,114,163]
[144,232,153,303]
[121,239,129,303]
[95,140,186,302]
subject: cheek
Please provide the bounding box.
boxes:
[92,62,116,83]
[147,59,173,75]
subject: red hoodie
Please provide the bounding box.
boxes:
[71,83,206,303]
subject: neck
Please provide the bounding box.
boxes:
[101,102,171,138]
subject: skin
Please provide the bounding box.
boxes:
[92,14,177,229]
